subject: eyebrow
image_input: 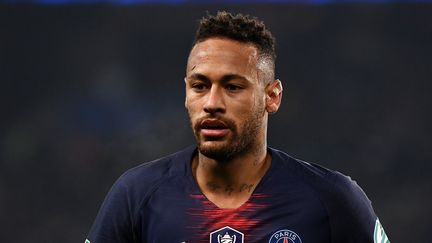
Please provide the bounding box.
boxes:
[187,73,210,83]
[187,73,249,84]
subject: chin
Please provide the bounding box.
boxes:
[198,140,251,161]
[197,141,234,161]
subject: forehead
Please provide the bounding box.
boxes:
[187,38,259,77]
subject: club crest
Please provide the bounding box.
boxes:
[268,229,302,243]
[210,226,244,243]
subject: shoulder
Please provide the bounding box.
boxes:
[101,146,196,212]
[270,147,371,206]
[270,148,377,242]
[115,146,195,194]
[86,146,196,243]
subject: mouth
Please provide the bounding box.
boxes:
[199,119,230,138]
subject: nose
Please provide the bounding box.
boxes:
[203,85,225,114]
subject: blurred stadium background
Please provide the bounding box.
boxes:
[0,1,431,242]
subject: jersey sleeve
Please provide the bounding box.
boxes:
[325,172,388,243]
[85,175,136,243]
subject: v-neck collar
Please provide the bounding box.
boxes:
[184,146,279,210]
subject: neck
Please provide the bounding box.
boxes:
[192,143,271,209]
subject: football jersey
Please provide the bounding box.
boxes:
[86,146,389,243]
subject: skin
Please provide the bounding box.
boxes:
[185,38,283,209]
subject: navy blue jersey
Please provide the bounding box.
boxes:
[86,146,389,243]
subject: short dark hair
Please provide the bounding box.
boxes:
[192,11,276,82]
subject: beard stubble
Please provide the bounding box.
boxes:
[190,101,265,161]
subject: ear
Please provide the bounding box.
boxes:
[184,77,188,108]
[265,79,283,114]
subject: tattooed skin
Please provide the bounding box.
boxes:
[239,183,254,193]
[206,182,255,195]
[225,185,234,196]
[207,182,222,191]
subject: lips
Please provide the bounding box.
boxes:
[200,119,230,137]
[201,119,228,129]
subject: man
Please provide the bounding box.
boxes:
[86,11,389,243]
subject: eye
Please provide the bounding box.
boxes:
[191,82,207,91]
[226,84,243,91]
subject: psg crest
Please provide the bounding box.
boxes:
[210,226,244,243]
[268,229,302,243]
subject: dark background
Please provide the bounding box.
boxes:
[1,4,431,242]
